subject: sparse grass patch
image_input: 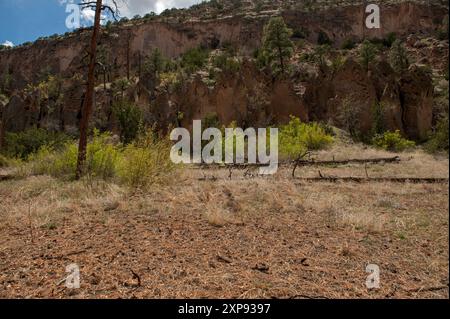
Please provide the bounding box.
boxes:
[339,210,387,233]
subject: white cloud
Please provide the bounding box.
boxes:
[106,0,203,16]
[2,40,14,47]
[59,0,205,27]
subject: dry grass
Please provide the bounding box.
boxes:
[0,146,448,299]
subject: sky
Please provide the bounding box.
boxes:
[0,0,203,46]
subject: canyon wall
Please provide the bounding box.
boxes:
[0,1,447,140]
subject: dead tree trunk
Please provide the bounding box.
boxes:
[76,0,103,179]
[126,32,131,81]
[0,109,4,150]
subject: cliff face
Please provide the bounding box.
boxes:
[0,1,447,140]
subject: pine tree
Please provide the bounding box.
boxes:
[389,40,410,73]
[359,40,377,72]
[262,17,294,75]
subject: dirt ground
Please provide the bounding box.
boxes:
[0,145,448,299]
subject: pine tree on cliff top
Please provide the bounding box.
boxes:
[262,16,294,75]
[389,39,410,73]
[359,40,378,72]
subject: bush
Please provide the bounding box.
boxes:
[0,154,10,167]
[24,130,175,187]
[112,101,143,144]
[27,131,119,180]
[212,52,240,73]
[3,127,70,159]
[117,137,175,187]
[372,131,415,152]
[425,116,449,154]
[317,30,332,45]
[181,47,210,74]
[341,38,356,50]
[280,117,334,158]
[383,32,397,48]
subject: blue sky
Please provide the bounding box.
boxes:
[0,0,202,46]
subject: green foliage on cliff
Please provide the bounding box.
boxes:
[181,47,210,74]
[389,40,410,73]
[359,40,378,71]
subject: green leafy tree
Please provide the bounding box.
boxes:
[359,40,378,72]
[389,40,410,73]
[261,17,294,74]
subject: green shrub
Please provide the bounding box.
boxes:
[24,130,175,187]
[112,101,143,144]
[26,144,76,178]
[280,117,334,158]
[84,132,121,180]
[117,135,175,187]
[3,127,70,159]
[0,154,10,167]
[212,52,240,73]
[181,47,210,74]
[341,38,356,50]
[372,131,415,152]
[27,131,119,180]
[317,30,332,45]
[425,116,449,154]
[383,32,397,48]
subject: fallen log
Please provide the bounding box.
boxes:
[191,156,402,170]
[295,177,449,184]
[0,174,14,181]
[294,156,401,167]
